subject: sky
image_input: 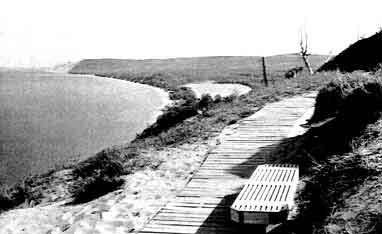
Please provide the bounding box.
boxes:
[0,0,381,67]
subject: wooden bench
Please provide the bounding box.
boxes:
[230,164,299,225]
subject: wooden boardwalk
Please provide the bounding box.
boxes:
[138,93,316,234]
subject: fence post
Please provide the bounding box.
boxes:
[261,57,268,86]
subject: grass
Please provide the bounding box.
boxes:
[309,71,382,124]
[1,54,333,212]
[3,53,382,233]
[69,148,126,203]
[70,54,328,89]
[69,54,332,145]
[127,71,338,148]
[67,54,332,146]
[289,120,382,234]
[0,181,42,211]
[267,71,382,233]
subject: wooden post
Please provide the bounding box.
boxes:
[261,57,268,86]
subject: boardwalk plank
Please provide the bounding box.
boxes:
[137,93,316,234]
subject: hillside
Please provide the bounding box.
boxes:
[47,61,77,73]
[7,52,382,233]
[70,54,328,88]
[67,55,382,234]
[2,71,382,234]
[318,31,382,72]
[1,53,334,212]
[272,72,382,233]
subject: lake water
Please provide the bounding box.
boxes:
[0,70,170,185]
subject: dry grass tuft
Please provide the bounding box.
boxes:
[267,72,382,233]
[1,55,332,211]
[310,71,382,124]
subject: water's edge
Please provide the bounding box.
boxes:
[0,71,172,186]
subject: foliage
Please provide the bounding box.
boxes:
[198,94,214,111]
[0,179,42,211]
[310,72,382,124]
[1,55,331,210]
[70,55,329,89]
[169,86,196,101]
[266,72,382,233]
[69,148,126,203]
[213,94,223,103]
[266,118,382,234]
[138,98,199,138]
[70,173,124,204]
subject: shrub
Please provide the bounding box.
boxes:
[0,180,42,211]
[309,78,348,123]
[309,72,382,124]
[72,148,126,179]
[125,73,174,90]
[169,87,197,102]
[70,173,124,204]
[223,94,238,103]
[0,185,26,211]
[69,148,126,203]
[138,99,199,138]
[214,94,222,103]
[198,94,214,110]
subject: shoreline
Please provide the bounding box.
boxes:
[74,74,174,130]
[1,58,334,214]
[0,71,173,187]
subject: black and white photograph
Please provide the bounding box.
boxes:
[1,1,382,233]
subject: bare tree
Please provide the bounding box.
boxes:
[299,30,314,75]
[323,50,333,64]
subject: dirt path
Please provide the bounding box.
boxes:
[138,92,316,234]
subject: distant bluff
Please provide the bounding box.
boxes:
[318,31,382,72]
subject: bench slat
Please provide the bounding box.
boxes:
[230,164,299,224]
